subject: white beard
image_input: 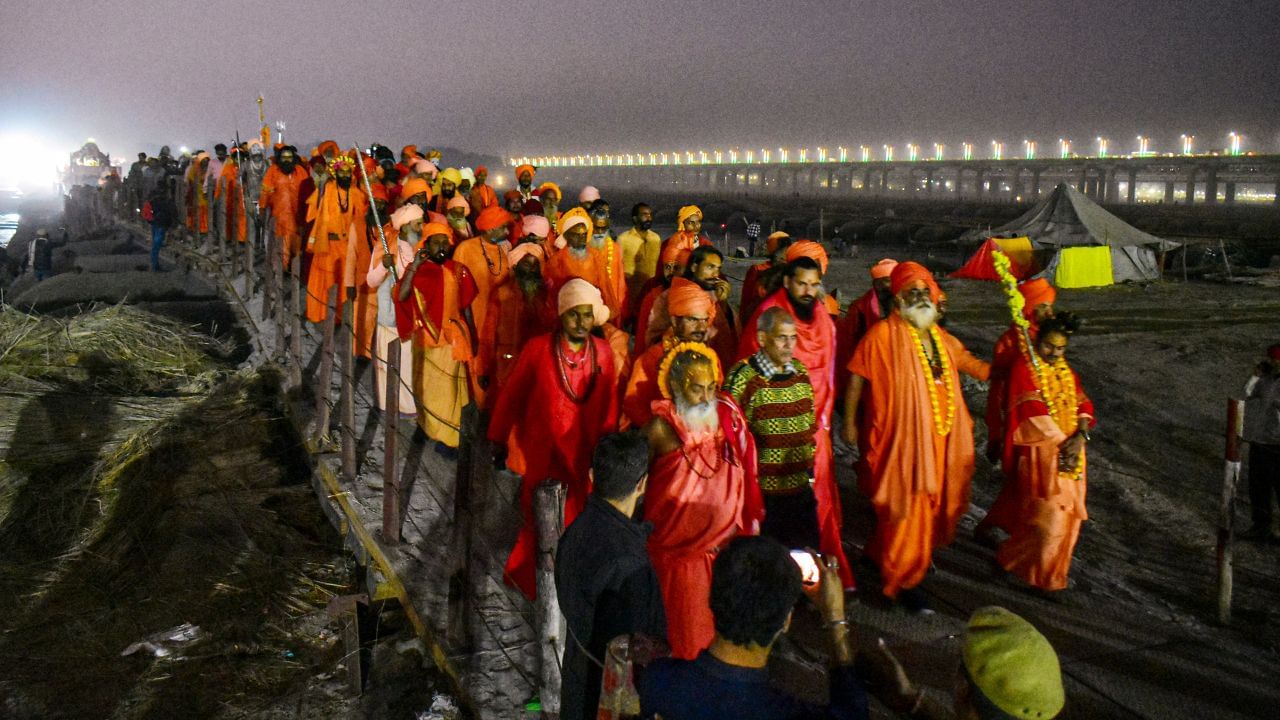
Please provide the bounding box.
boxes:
[902,301,938,330]
[675,398,720,436]
[568,246,589,261]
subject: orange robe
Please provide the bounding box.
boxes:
[645,396,762,659]
[452,237,511,405]
[481,280,556,406]
[633,283,664,352]
[590,236,627,323]
[185,165,209,233]
[488,333,620,598]
[996,361,1095,591]
[469,183,498,213]
[260,163,309,264]
[659,230,709,258]
[344,219,381,358]
[847,314,988,597]
[545,246,609,301]
[216,162,247,242]
[394,259,478,447]
[740,289,853,588]
[305,182,365,323]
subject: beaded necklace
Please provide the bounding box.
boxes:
[553,333,598,404]
[479,238,507,277]
[906,323,955,436]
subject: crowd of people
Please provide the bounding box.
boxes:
[126,139,1105,718]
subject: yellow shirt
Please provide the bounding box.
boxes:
[617,227,662,283]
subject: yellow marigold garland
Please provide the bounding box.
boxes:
[992,250,1083,479]
[657,341,722,400]
[905,323,955,436]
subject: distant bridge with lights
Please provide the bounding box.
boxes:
[521,154,1280,206]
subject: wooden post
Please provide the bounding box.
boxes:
[597,636,641,720]
[534,480,567,719]
[1219,239,1233,280]
[340,295,357,480]
[262,228,275,320]
[1217,398,1245,624]
[313,286,339,447]
[289,254,304,387]
[325,594,368,695]
[382,337,401,545]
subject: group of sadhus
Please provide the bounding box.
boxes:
[172,139,1097,661]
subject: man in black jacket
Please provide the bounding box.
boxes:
[145,186,178,271]
[555,430,666,720]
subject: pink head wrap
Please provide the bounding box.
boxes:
[413,158,438,178]
[870,258,899,280]
[509,241,545,267]
[447,195,471,212]
[390,204,423,230]
[522,214,550,237]
[578,185,601,203]
[557,278,610,326]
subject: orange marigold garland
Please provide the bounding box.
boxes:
[905,323,955,436]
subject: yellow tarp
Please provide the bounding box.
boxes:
[994,236,1034,272]
[1054,246,1114,288]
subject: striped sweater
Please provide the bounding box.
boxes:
[723,354,817,493]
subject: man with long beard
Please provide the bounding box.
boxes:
[481,241,556,401]
[488,279,620,598]
[996,315,1095,593]
[304,155,366,323]
[453,205,514,406]
[644,245,736,368]
[259,145,309,265]
[395,219,480,452]
[587,199,627,322]
[842,261,990,610]
[545,209,606,299]
[624,277,715,428]
[642,343,762,659]
[739,249,853,590]
[430,167,463,216]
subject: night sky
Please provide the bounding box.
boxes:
[2,0,1278,159]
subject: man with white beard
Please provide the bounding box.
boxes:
[643,343,763,660]
[841,261,989,612]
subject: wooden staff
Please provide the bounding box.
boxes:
[1217,398,1244,624]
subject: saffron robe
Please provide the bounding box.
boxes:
[645,396,762,660]
[740,289,853,588]
[469,183,498,213]
[305,181,365,323]
[452,237,512,405]
[589,236,628,323]
[260,163,309,263]
[545,245,610,307]
[215,162,247,243]
[394,259,478,447]
[644,289,737,371]
[481,280,556,406]
[995,361,1095,591]
[738,260,772,323]
[344,220,381,359]
[847,314,988,597]
[185,165,209,233]
[488,333,620,598]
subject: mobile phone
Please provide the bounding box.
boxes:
[790,550,821,586]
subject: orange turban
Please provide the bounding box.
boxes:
[785,240,828,274]
[537,181,562,201]
[1018,279,1056,318]
[401,144,417,159]
[476,164,488,175]
[676,205,702,229]
[890,261,941,304]
[765,231,790,256]
[475,205,512,232]
[870,258,899,279]
[516,163,535,179]
[400,177,432,202]
[419,222,452,248]
[667,277,714,319]
[661,243,691,267]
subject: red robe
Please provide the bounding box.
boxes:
[645,396,762,659]
[836,288,890,400]
[488,333,620,598]
[545,245,609,301]
[260,163,309,263]
[481,280,556,405]
[452,237,512,405]
[996,361,1095,590]
[738,261,772,322]
[739,289,853,589]
[847,315,987,597]
[623,332,697,430]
